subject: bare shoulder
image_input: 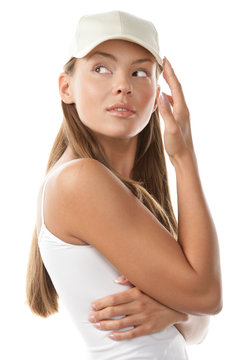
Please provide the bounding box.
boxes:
[38,159,98,243]
[60,157,123,182]
[39,158,105,245]
[56,157,129,201]
[57,157,112,184]
[54,157,140,244]
[50,157,133,244]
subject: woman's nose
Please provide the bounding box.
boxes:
[112,73,133,96]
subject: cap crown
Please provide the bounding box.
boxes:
[68,10,162,67]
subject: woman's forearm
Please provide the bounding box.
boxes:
[172,151,222,313]
[175,314,211,345]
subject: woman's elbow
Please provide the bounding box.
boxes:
[207,291,223,315]
[199,280,223,315]
[204,297,222,315]
[183,276,223,315]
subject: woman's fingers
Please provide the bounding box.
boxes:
[159,92,188,158]
[89,304,131,322]
[108,323,157,341]
[166,94,173,106]
[162,57,187,114]
[158,93,179,133]
[89,300,141,323]
[107,325,146,341]
[93,313,141,331]
[157,58,193,160]
[90,287,141,311]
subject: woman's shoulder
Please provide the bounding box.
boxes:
[52,157,120,215]
[39,158,108,245]
[55,157,112,193]
[54,157,101,177]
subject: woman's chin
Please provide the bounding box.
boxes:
[91,128,140,141]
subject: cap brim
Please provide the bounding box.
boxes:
[68,35,163,68]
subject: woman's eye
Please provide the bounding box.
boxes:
[132,70,148,77]
[94,65,110,74]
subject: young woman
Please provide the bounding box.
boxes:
[26,10,222,359]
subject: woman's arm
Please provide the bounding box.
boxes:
[52,58,222,315]
[89,277,211,343]
[159,59,222,301]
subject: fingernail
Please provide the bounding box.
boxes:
[88,315,96,322]
[94,322,101,329]
[91,303,97,310]
[114,275,128,283]
[160,92,167,104]
[109,333,116,340]
[114,275,125,283]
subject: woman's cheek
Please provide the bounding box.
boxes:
[139,89,156,112]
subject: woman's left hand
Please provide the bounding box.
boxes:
[88,276,188,341]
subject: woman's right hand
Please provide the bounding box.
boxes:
[158,57,195,162]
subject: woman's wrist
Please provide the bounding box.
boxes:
[170,149,198,174]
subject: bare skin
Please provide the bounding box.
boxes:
[88,275,210,343]
[37,40,221,344]
[85,54,215,342]
[59,40,159,178]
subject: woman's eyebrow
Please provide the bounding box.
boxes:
[87,51,154,64]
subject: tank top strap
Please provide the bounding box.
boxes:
[41,164,65,227]
[41,171,53,227]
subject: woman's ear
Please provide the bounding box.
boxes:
[152,85,160,113]
[59,72,74,104]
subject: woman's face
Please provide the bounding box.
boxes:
[61,39,160,141]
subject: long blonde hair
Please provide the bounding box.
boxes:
[26,57,177,318]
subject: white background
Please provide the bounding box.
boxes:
[0,0,239,358]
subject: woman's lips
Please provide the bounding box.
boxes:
[107,109,136,118]
[107,103,136,118]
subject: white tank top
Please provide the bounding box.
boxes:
[38,164,189,359]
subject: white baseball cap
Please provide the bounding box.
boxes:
[67,10,163,70]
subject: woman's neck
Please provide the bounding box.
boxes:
[56,140,136,179]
